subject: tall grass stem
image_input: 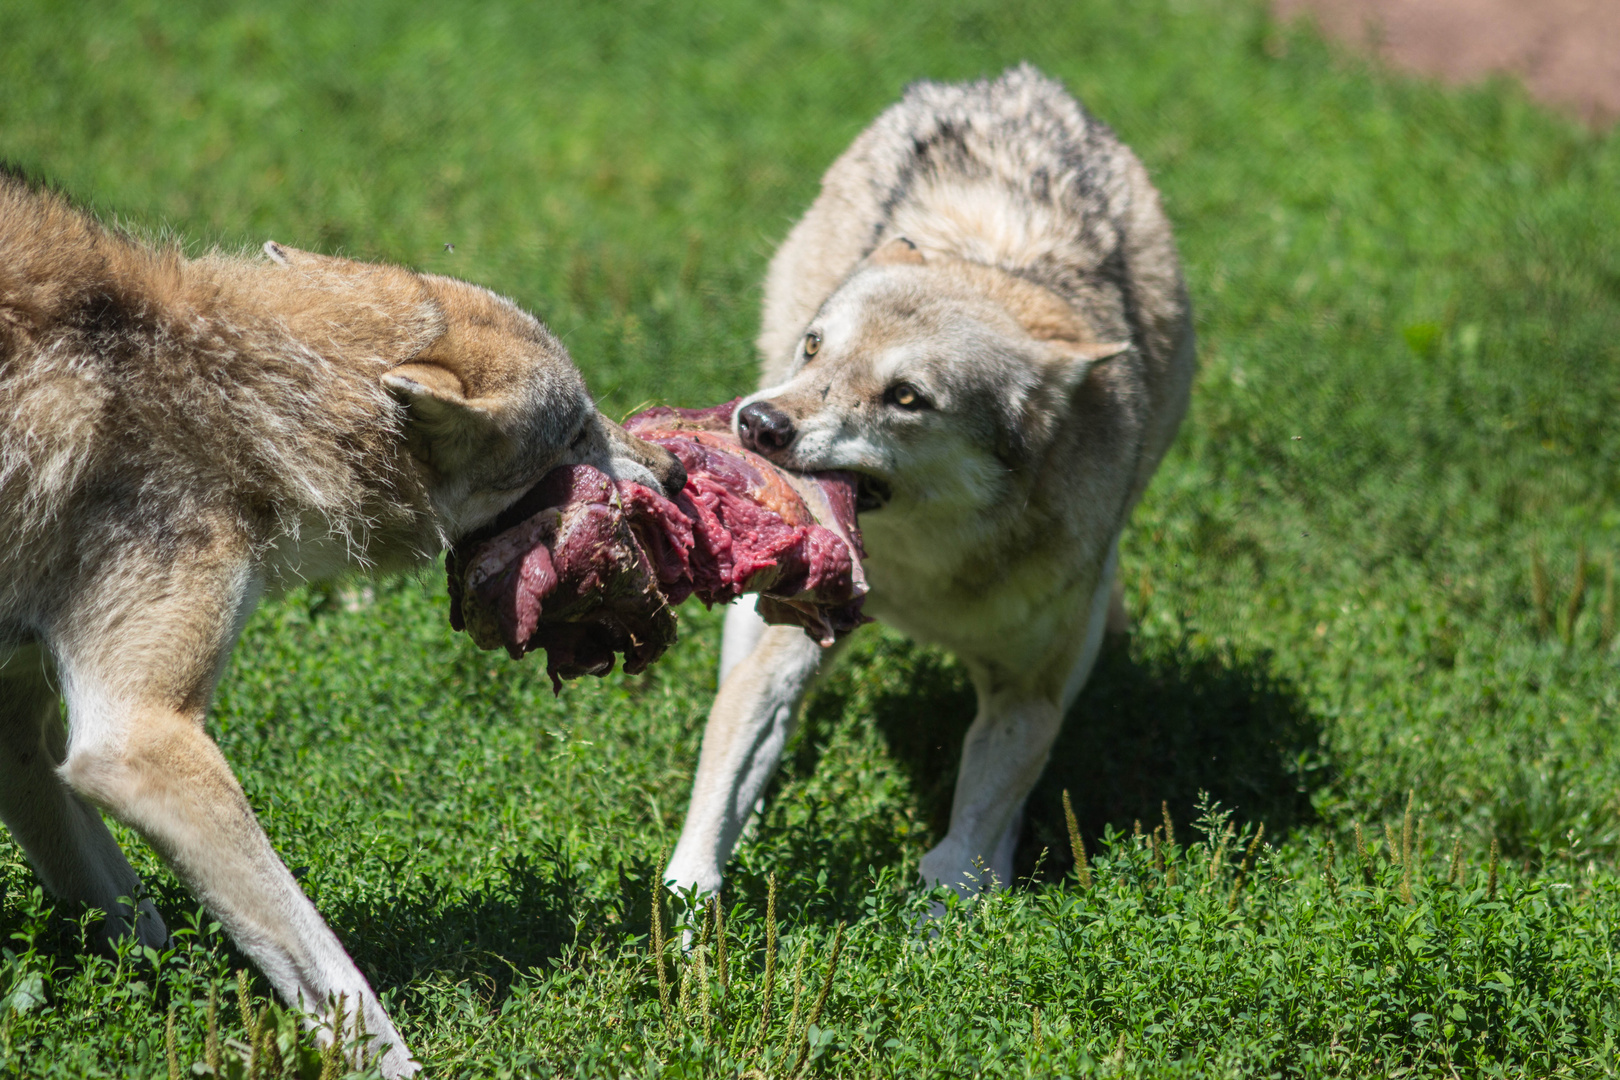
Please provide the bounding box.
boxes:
[1228,823,1265,911]
[1062,789,1090,888]
[1400,792,1414,903]
[790,922,846,1078]
[784,938,811,1061]
[651,858,671,1028]
[1562,545,1588,646]
[714,892,729,992]
[1532,544,1551,636]
[754,873,778,1051]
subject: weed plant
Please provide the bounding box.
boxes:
[2,0,1619,1074]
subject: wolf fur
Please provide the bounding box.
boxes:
[0,170,682,1077]
[665,66,1194,901]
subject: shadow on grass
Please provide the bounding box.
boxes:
[1027,634,1328,880]
[0,846,645,1012]
[4,636,1323,999]
[794,631,1328,887]
[0,630,1324,1019]
[323,849,582,1000]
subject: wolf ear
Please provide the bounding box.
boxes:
[866,236,926,267]
[1042,340,1132,394]
[382,362,503,473]
[263,240,331,268]
[1000,341,1133,466]
[262,240,341,270]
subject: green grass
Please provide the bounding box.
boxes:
[3,0,1620,1074]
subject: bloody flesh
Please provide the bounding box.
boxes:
[447,400,867,689]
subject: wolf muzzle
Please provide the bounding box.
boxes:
[638,435,688,497]
[602,418,687,497]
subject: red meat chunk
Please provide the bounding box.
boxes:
[447,400,867,690]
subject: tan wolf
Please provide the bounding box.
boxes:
[665,66,1194,903]
[0,169,683,1077]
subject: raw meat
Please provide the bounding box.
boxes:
[447,400,867,689]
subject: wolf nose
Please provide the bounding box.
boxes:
[737,401,796,453]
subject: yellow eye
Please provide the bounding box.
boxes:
[803,331,821,357]
[886,382,926,410]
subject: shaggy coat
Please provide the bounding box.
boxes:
[0,170,680,1077]
[665,66,1194,900]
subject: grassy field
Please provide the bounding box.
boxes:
[4,0,1620,1075]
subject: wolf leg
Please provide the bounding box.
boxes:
[48,549,418,1078]
[666,620,841,897]
[0,643,166,947]
[924,538,1120,895]
[1059,536,1121,713]
[920,692,1064,896]
[718,594,769,686]
[56,664,418,1076]
[986,797,1028,888]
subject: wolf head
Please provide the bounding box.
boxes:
[261,242,684,542]
[735,237,1127,521]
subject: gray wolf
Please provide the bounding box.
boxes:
[0,169,682,1077]
[664,65,1195,902]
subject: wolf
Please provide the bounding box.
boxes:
[0,170,683,1077]
[664,66,1194,902]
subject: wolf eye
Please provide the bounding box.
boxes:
[803,331,821,358]
[885,383,928,410]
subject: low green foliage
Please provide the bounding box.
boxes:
[2,0,1619,1074]
[9,804,1620,1077]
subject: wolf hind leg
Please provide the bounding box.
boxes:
[920,691,1064,899]
[0,643,166,947]
[986,796,1028,889]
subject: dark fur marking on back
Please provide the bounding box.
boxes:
[1029,167,1051,203]
[74,291,136,340]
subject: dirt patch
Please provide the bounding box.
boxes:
[1273,0,1620,126]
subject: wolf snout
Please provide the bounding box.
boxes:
[737,401,796,454]
[650,444,688,497]
[636,436,688,497]
[599,417,687,497]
